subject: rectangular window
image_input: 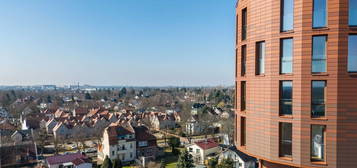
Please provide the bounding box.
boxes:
[235,48,238,78]
[350,0,357,26]
[348,35,357,72]
[280,38,293,74]
[311,125,326,162]
[241,45,246,76]
[235,82,237,110]
[256,41,265,75]
[311,81,326,117]
[241,81,246,111]
[236,14,238,44]
[241,117,246,146]
[279,122,292,158]
[281,0,294,31]
[312,36,327,73]
[280,81,293,115]
[313,0,327,28]
[235,114,238,142]
[242,8,247,40]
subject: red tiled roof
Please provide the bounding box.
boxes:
[194,140,218,150]
[0,120,16,130]
[87,108,102,117]
[134,126,156,141]
[46,153,85,165]
[72,158,90,166]
[74,107,88,115]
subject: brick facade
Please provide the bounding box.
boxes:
[234,0,357,167]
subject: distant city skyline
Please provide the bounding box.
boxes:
[0,0,236,86]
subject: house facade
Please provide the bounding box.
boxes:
[134,126,159,159]
[187,139,220,164]
[185,115,202,135]
[98,122,137,162]
[218,146,257,168]
[46,153,92,168]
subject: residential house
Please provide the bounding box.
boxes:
[46,153,92,168]
[72,107,88,117]
[0,107,10,118]
[134,126,159,159]
[0,142,37,167]
[46,118,58,134]
[0,123,37,167]
[149,113,176,130]
[98,122,136,162]
[11,130,32,144]
[185,115,202,135]
[187,139,220,164]
[218,146,257,168]
[53,122,72,139]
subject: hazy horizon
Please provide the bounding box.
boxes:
[0,0,236,86]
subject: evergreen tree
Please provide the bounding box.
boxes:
[208,158,218,168]
[160,159,166,168]
[85,93,92,100]
[112,158,123,168]
[176,150,194,168]
[168,137,180,153]
[101,156,113,168]
[119,87,127,98]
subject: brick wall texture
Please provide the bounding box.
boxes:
[234,0,357,167]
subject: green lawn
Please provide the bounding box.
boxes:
[166,162,177,168]
[160,147,187,168]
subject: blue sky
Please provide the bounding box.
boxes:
[0,0,236,86]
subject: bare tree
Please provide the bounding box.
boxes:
[53,136,60,154]
[220,117,234,144]
[198,112,218,138]
[33,128,48,155]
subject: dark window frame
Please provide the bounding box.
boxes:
[280,38,294,74]
[311,125,326,162]
[311,81,326,118]
[235,81,238,110]
[349,0,357,27]
[235,48,238,78]
[312,0,328,28]
[279,122,293,158]
[241,45,247,76]
[312,35,328,74]
[240,117,246,146]
[348,34,357,73]
[256,41,265,75]
[241,81,246,111]
[242,8,247,41]
[236,14,239,44]
[280,81,293,116]
[280,0,294,32]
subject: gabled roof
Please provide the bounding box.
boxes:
[72,158,90,166]
[134,126,156,141]
[194,139,218,150]
[107,122,135,145]
[225,146,257,162]
[87,108,101,117]
[46,153,86,165]
[0,120,16,130]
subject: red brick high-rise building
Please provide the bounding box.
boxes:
[234,0,357,167]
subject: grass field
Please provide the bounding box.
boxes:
[159,147,187,168]
[166,162,177,168]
